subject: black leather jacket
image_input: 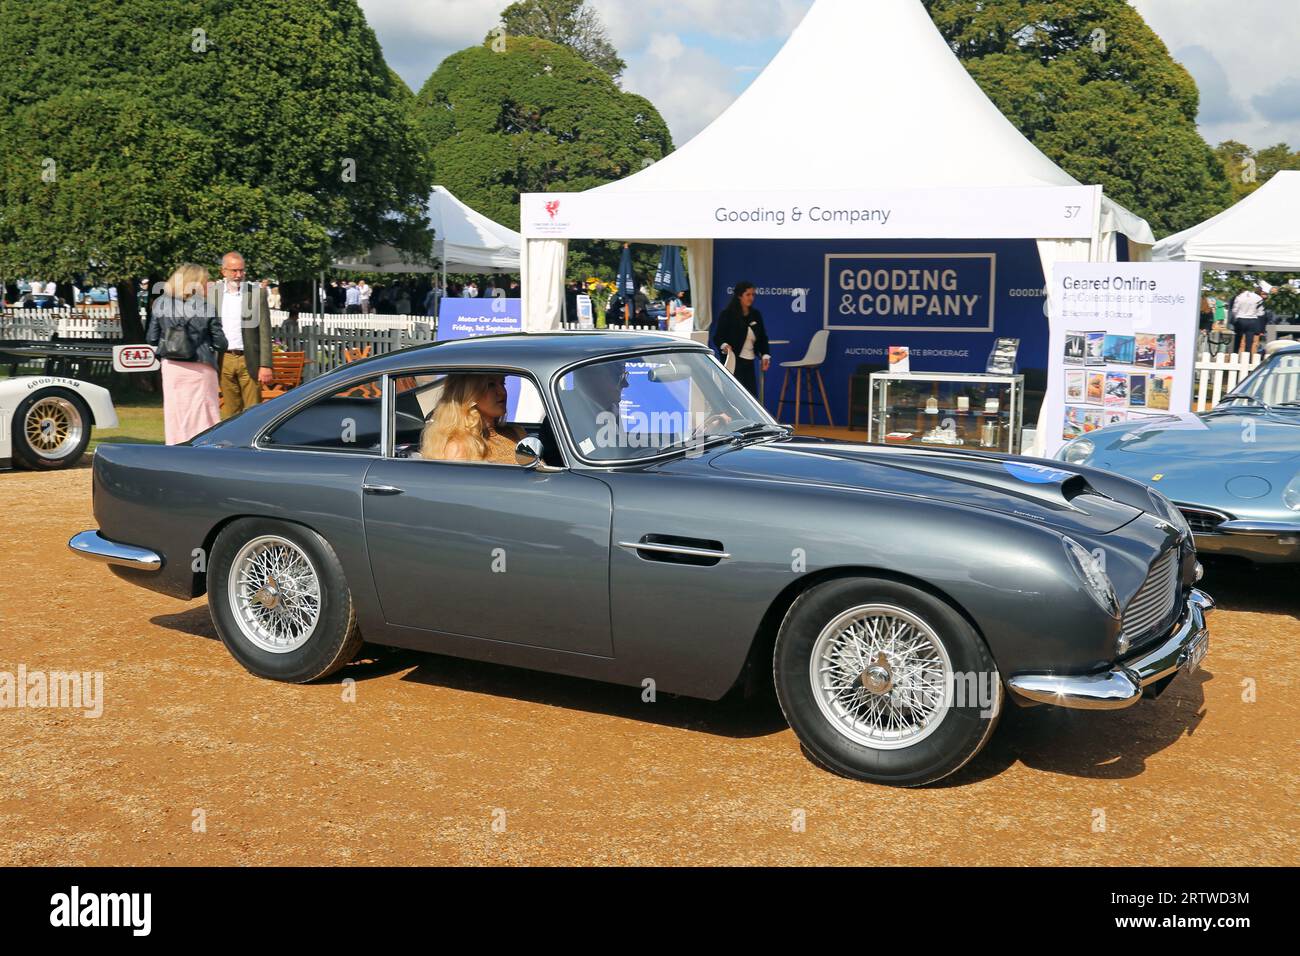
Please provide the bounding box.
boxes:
[146,294,227,370]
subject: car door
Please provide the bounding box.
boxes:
[361,372,614,657]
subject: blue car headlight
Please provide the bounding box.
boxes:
[1284,474,1300,512]
[1059,439,1094,464]
[1062,536,1120,619]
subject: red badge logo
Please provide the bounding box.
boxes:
[545,200,561,220]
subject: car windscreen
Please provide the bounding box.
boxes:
[555,350,773,462]
[1233,351,1300,407]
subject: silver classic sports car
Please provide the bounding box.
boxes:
[1059,341,1300,563]
[71,333,1212,786]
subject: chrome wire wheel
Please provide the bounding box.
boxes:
[24,396,83,459]
[809,603,954,750]
[227,535,322,654]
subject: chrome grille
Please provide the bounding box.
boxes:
[1122,549,1180,647]
[1178,505,1231,535]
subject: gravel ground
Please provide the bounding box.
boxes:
[1,463,1296,866]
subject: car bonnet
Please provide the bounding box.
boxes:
[706,440,1143,534]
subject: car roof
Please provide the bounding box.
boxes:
[348,331,709,378]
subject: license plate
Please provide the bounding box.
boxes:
[1185,631,1209,672]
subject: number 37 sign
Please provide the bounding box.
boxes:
[113,345,160,373]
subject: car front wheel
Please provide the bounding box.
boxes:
[11,388,92,469]
[774,578,1002,787]
[208,518,363,683]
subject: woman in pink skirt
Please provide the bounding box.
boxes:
[146,263,227,445]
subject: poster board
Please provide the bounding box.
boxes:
[575,294,594,329]
[1043,262,1201,457]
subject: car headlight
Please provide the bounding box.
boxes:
[1148,489,1192,538]
[1284,474,1300,511]
[1062,536,1120,618]
[1059,439,1094,464]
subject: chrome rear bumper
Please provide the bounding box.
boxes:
[1007,589,1213,711]
[68,530,162,571]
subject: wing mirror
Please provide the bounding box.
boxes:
[515,436,563,472]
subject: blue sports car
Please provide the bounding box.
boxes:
[1058,341,1300,563]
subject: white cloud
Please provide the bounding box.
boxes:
[592,0,812,50]
[622,33,739,145]
[358,0,505,92]
[1130,0,1300,149]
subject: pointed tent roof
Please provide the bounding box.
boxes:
[593,0,1151,243]
[334,186,521,274]
[1153,171,1300,271]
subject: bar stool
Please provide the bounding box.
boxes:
[777,330,834,426]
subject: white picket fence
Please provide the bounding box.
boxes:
[1194,351,1263,410]
[0,306,123,340]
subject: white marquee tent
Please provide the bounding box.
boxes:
[519,0,1154,332]
[334,185,521,275]
[1153,170,1300,271]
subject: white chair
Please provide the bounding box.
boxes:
[777,330,833,426]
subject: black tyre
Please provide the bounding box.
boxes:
[208,518,363,683]
[774,578,1002,787]
[11,388,92,470]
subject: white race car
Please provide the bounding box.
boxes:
[0,376,118,471]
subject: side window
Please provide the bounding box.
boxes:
[264,375,385,453]
[392,370,554,465]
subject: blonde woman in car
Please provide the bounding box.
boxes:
[420,373,524,463]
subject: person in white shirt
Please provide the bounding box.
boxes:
[1232,286,1266,354]
[214,251,273,417]
[357,280,373,314]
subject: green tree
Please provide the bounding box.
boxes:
[415,35,671,281]
[1213,140,1300,203]
[923,0,1232,236]
[0,0,432,339]
[498,0,626,80]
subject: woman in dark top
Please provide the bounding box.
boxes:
[146,263,227,445]
[712,281,770,398]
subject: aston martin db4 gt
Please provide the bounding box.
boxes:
[72,333,1212,786]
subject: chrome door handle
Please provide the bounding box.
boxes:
[617,541,731,560]
[363,484,404,496]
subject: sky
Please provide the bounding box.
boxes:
[361,0,1300,153]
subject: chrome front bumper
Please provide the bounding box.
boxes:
[1007,589,1213,711]
[68,530,162,571]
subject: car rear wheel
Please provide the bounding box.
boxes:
[208,518,363,682]
[11,388,92,469]
[774,578,1002,787]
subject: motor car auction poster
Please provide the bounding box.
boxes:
[1042,262,1201,458]
[436,297,522,342]
[711,238,1055,422]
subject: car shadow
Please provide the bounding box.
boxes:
[149,607,426,681]
[149,603,1216,763]
[146,607,787,738]
[397,652,789,739]
[1199,559,1299,619]
[150,606,220,641]
[945,665,1211,785]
